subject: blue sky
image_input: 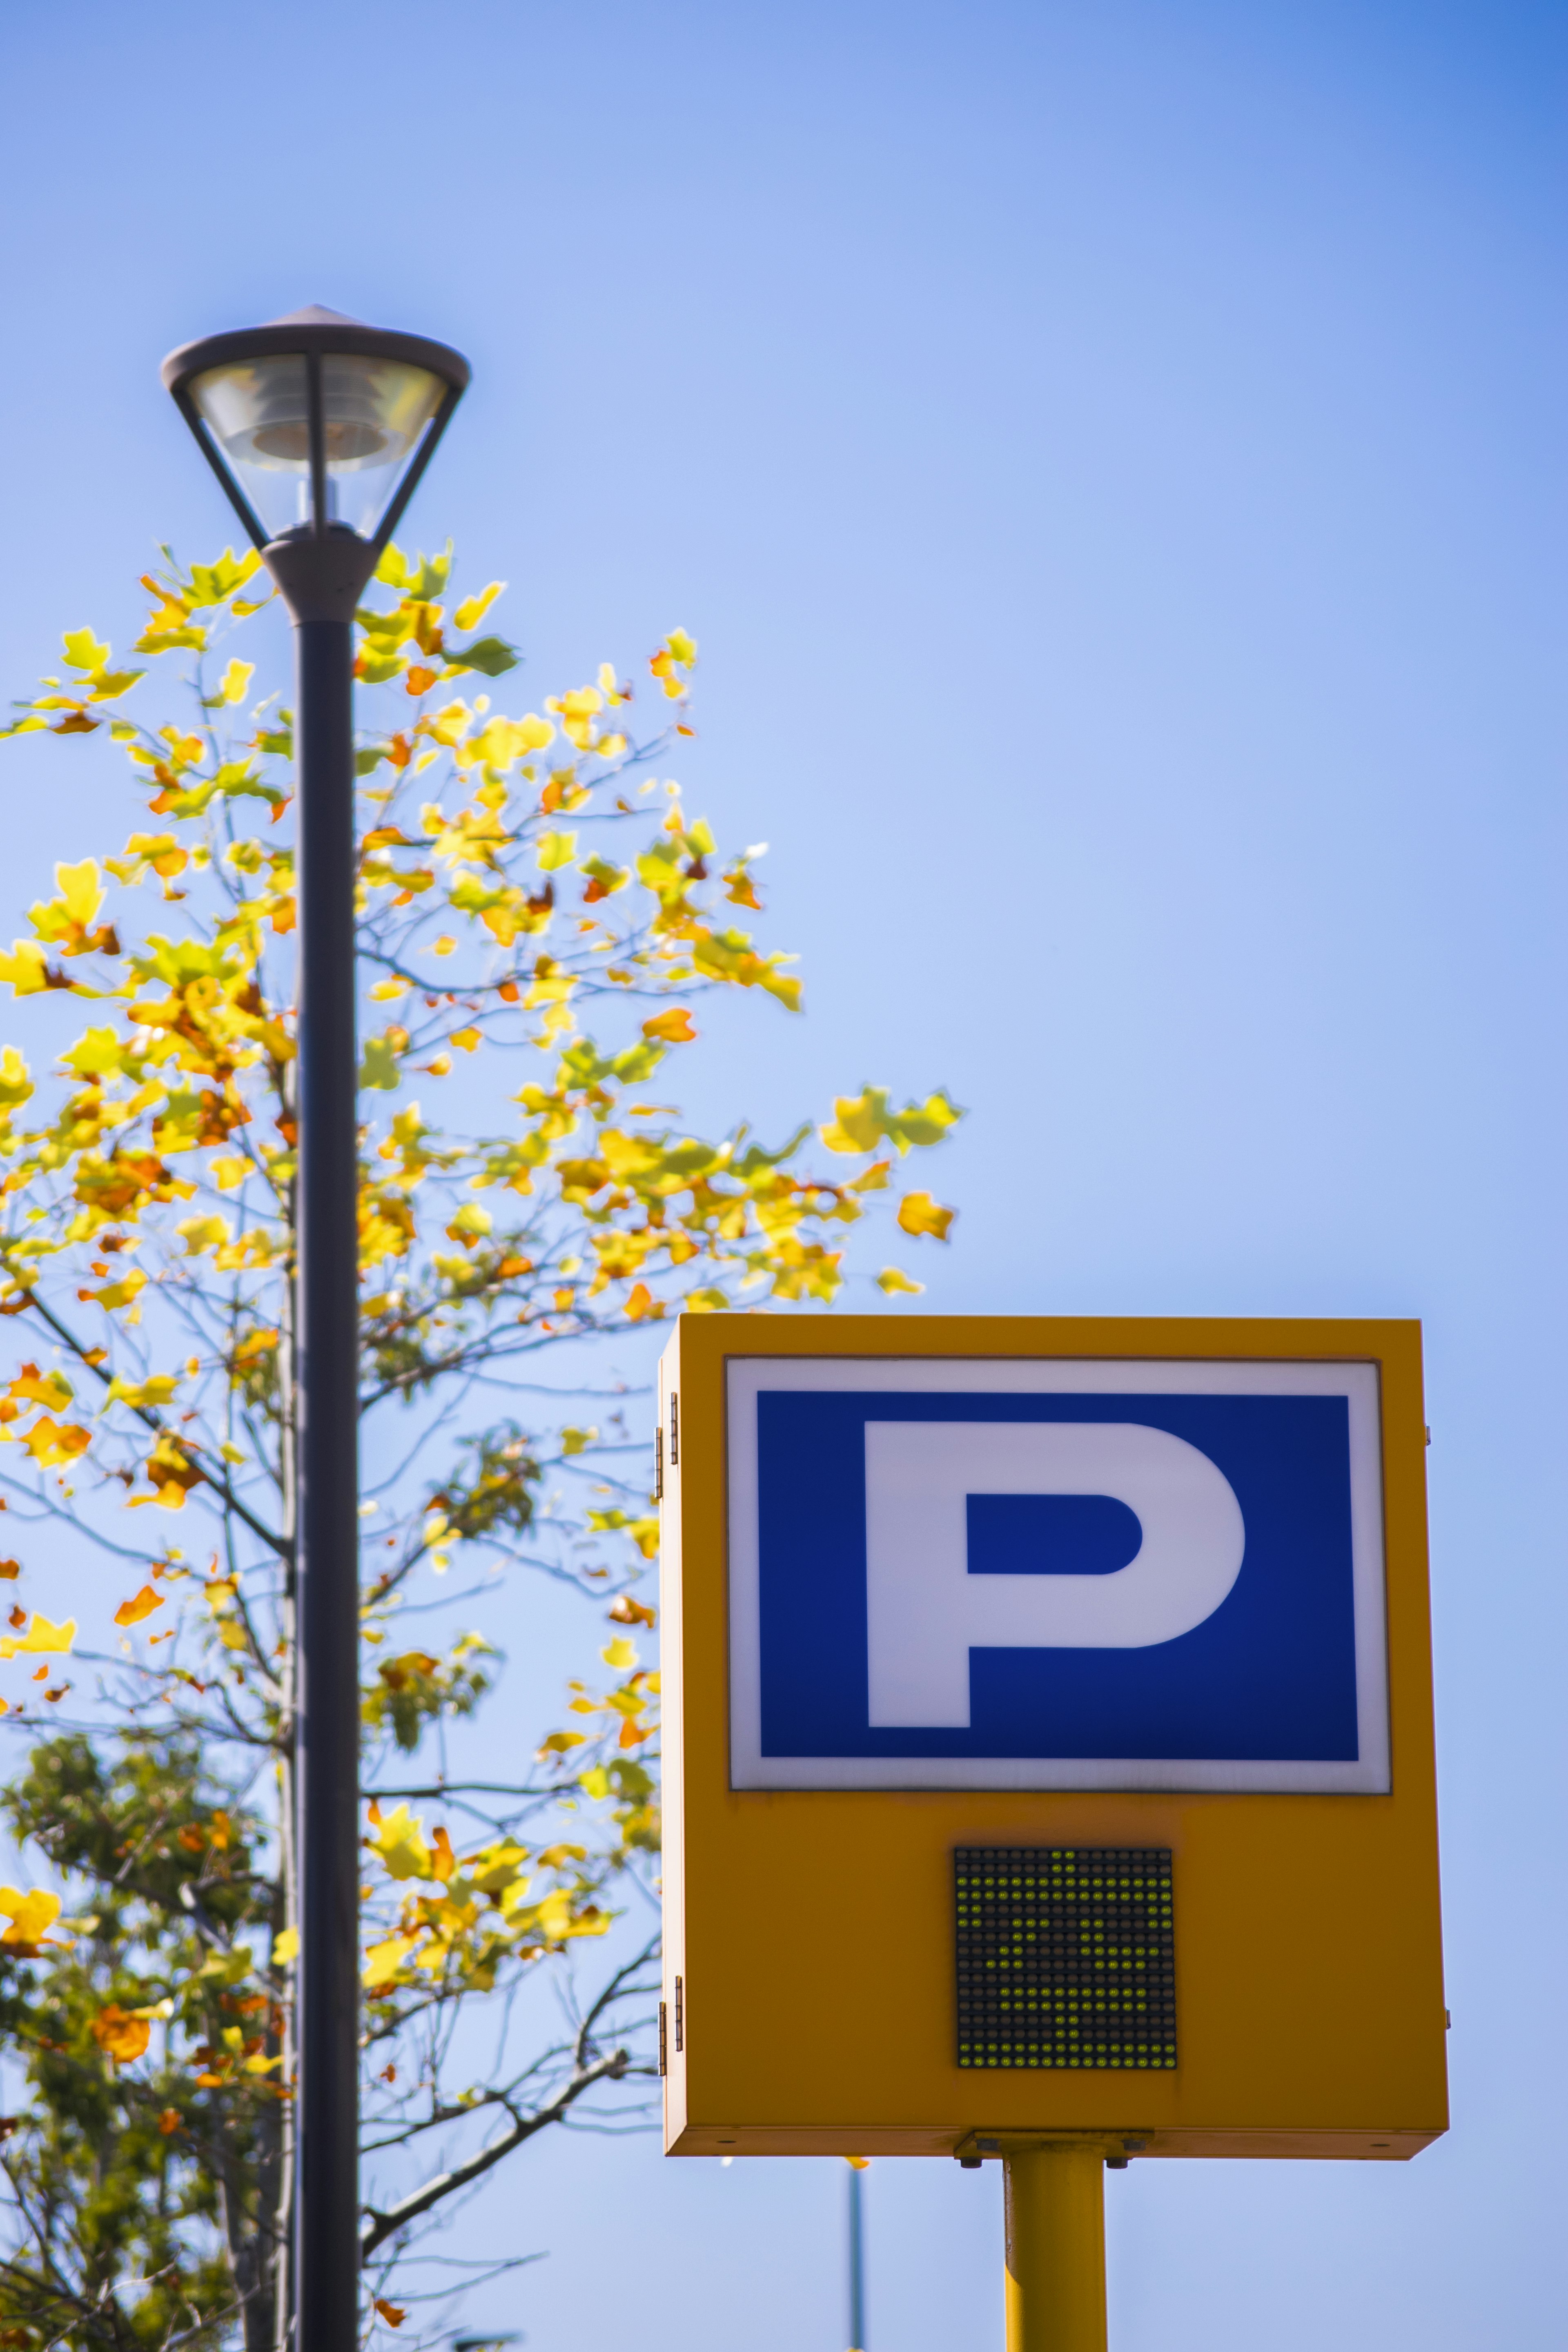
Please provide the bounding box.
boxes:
[0,0,1564,2345]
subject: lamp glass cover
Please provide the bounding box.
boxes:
[189,352,446,542]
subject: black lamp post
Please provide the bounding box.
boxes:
[162,306,469,2352]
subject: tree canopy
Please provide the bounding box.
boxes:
[0,539,958,2350]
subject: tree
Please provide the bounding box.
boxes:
[0,541,958,2350]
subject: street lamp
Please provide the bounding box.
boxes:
[162,305,469,2352]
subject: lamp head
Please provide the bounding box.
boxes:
[162,306,470,619]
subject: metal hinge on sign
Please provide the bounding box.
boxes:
[674,1973,684,2052]
[658,2001,668,2076]
[655,1426,664,1501]
[670,1393,679,1465]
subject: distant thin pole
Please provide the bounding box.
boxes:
[847,2159,868,2352]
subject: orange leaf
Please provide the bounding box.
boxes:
[374,2303,406,2329]
[641,1007,695,1045]
[157,2108,181,2135]
[608,1595,656,1629]
[91,2005,151,2065]
[114,1585,165,1628]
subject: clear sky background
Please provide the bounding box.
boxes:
[0,1,1564,2347]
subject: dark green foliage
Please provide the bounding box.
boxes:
[0,1737,285,2352]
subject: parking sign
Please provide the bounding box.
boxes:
[659,1317,1446,2162]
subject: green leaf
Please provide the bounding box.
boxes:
[579,855,629,896]
[359,1036,403,1092]
[87,668,145,704]
[187,549,262,609]
[379,543,451,601]
[444,635,520,679]
[357,648,408,686]
[610,1041,664,1085]
[820,1085,963,1155]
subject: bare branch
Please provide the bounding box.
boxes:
[359,2047,629,2260]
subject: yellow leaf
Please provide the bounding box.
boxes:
[107,1373,178,1408]
[450,1027,481,1052]
[897,1191,954,1241]
[80,1268,148,1314]
[454,582,504,632]
[536,830,578,872]
[20,1414,91,1467]
[114,1586,165,1628]
[8,1365,74,1410]
[423,700,473,748]
[0,1613,75,1659]
[0,941,51,996]
[0,1887,62,1948]
[0,1045,32,1110]
[601,1636,637,1670]
[209,1155,251,1190]
[367,1804,432,1882]
[57,860,105,931]
[272,1926,299,1964]
[218,658,255,706]
[177,1214,232,1257]
[363,1934,420,1990]
[878,1266,925,1295]
[62,627,110,677]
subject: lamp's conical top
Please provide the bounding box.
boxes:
[263,303,372,330]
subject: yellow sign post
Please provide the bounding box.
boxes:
[656,1316,1446,2345]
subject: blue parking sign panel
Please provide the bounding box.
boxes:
[727,1358,1391,1791]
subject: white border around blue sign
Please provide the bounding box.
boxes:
[726,1356,1391,1793]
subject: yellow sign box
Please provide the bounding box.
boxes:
[657,1315,1446,2162]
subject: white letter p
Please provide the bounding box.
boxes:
[864,1421,1245,1728]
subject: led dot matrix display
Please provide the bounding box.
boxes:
[954,1846,1176,2071]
